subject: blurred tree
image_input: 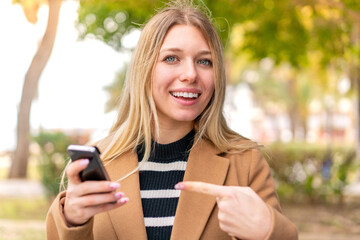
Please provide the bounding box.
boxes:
[9,0,62,178]
[33,131,73,198]
[227,1,359,141]
[76,0,310,53]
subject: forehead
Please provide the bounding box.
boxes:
[160,24,210,50]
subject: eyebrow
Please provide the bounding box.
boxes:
[160,48,211,56]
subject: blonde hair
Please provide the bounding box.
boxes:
[100,0,257,164]
[61,0,257,189]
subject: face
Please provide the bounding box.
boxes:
[152,24,215,128]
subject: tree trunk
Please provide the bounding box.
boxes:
[350,21,360,161]
[287,78,298,141]
[355,65,360,160]
[300,114,308,142]
[9,0,62,178]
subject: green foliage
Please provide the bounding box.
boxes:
[77,0,264,49]
[77,0,360,76]
[240,2,309,67]
[78,0,164,50]
[79,0,359,67]
[0,198,48,220]
[266,143,359,204]
[32,131,79,199]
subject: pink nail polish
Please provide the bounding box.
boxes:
[115,192,124,199]
[80,159,89,166]
[120,197,129,204]
[174,183,184,190]
[110,182,120,190]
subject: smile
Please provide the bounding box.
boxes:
[170,91,199,99]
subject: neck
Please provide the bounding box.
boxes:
[154,121,194,144]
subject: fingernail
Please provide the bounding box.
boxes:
[114,192,124,199]
[110,182,120,190]
[174,183,184,190]
[80,159,89,166]
[120,197,129,204]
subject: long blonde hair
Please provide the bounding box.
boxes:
[60,0,257,189]
[100,0,257,165]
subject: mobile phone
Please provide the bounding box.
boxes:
[67,145,111,182]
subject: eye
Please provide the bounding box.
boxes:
[164,55,178,63]
[198,59,212,66]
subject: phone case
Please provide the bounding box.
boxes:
[67,145,111,181]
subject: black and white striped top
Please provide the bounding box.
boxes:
[137,130,195,240]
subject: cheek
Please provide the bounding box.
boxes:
[201,76,215,111]
[152,66,171,91]
[151,70,163,96]
[204,75,215,99]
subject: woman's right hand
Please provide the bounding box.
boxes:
[63,159,129,226]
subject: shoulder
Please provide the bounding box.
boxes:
[202,134,262,160]
[92,134,115,153]
[226,137,262,157]
[221,137,267,172]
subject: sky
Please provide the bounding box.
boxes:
[0,0,253,153]
[0,0,138,152]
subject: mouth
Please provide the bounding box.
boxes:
[170,91,200,100]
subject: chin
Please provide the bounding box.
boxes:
[174,114,199,123]
[183,109,205,119]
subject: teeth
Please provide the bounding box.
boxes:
[171,92,199,98]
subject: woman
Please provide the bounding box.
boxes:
[46,1,298,239]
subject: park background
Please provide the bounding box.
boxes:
[0,0,359,239]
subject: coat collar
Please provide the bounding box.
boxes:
[171,139,229,240]
[105,150,147,239]
[103,138,229,239]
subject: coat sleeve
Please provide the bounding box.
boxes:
[45,191,95,240]
[247,149,298,240]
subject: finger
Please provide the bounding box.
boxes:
[66,159,89,185]
[85,197,129,217]
[77,191,126,207]
[74,181,121,196]
[175,181,226,197]
[66,196,129,225]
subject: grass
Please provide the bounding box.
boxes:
[0,160,50,221]
[0,153,55,221]
[0,198,50,220]
[0,156,53,240]
[0,197,49,240]
[282,201,360,236]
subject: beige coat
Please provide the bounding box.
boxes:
[46,139,298,239]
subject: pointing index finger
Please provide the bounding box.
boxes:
[175,181,226,197]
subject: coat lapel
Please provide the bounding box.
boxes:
[105,151,147,239]
[171,139,230,240]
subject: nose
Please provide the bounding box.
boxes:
[179,60,198,83]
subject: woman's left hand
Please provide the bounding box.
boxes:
[175,181,272,240]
